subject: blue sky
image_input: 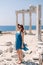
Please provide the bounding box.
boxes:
[0,0,43,26]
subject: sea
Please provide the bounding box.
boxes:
[0,26,43,31]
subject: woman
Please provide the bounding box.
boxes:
[15,24,23,64]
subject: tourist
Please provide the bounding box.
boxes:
[15,24,23,64]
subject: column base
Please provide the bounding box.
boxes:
[38,41,43,44]
[36,39,43,49]
[36,38,43,44]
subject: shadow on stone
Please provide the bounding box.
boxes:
[0,50,3,55]
[21,60,39,65]
[5,42,12,46]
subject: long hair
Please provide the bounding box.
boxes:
[17,24,20,28]
[17,24,24,32]
[17,24,21,29]
[20,25,24,32]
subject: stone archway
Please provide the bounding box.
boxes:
[16,5,41,41]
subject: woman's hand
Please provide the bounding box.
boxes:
[22,44,24,48]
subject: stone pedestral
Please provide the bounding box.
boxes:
[39,53,43,65]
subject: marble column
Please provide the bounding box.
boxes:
[16,12,18,31]
[29,12,32,34]
[36,5,41,41]
[22,12,24,27]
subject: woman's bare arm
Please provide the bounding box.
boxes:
[21,32,24,48]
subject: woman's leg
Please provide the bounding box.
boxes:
[19,49,23,61]
[17,50,22,64]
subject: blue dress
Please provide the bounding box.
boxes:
[16,31,22,50]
